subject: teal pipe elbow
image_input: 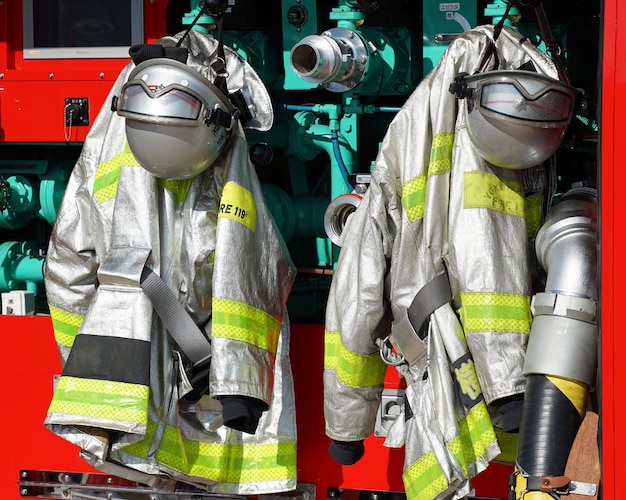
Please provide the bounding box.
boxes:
[0,241,45,292]
[290,113,356,194]
[0,175,39,230]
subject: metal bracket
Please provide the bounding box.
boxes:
[18,469,239,499]
[374,389,405,438]
[64,98,89,127]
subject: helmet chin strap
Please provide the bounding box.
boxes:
[175,5,211,48]
[210,16,229,96]
[529,1,570,85]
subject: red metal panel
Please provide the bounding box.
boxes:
[600,0,626,498]
[0,80,120,143]
[290,324,405,494]
[0,317,510,499]
[1,315,97,500]
[0,1,165,143]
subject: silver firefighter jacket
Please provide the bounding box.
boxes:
[44,31,297,495]
[324,25,562,500]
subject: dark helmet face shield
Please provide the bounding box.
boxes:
[473,73,576,127]
[117,81,205,125]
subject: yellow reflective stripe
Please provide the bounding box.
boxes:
[94,148,138,204]
[429,132,454,176]
[324,330,387,388]
[404,401,497,500]
[460,292,532,334]
[402,132,452,223]
[123,420,296,484]
[48,376,149,426]
[448,400,498,476]
[324,330,338,370]
[525,192,543,236]
[403,451,448,500]
[49,305,84,348]
[157,178,193,203]
[212,298,281,354]
[402,174,427,222]
[464,171,525,217]
[218,181,257,232]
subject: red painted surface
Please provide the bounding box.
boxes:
[1,315,97,500]
[0,318,510,499]
[600,1,625,499]
[0,1,164,143]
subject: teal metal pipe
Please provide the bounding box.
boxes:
[330,0,365,30]
[261,183,328,242]
[289,110,356,195]
[484,1,521,27]
[182,0,217,33]
[0,175,39,230]
[0,241,45,292]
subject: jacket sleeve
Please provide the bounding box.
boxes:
[44,158,100,365]
[209,130,296,420]
[323,161,400,442]
[44,65,134,365]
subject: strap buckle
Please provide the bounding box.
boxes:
[205,105,238,131]
[377,335,405,366]
[381,270,453,367]
[514,472,598,498]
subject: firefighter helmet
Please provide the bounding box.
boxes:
[454,70,577,169]
[115,57,237,180]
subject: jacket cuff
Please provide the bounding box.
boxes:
[329,439,365,465]
[493,394,524,433]
[220,396,268,434]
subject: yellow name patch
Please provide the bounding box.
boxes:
[218,181,257,232]
[464,171,524,217]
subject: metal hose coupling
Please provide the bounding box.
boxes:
[289,27,372,92]
[324,193,363,246]
[515,187,598,499]
[523,187,598,385]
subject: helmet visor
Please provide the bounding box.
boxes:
[117,81,204,125]
[477,77,574,124]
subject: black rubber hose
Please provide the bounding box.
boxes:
[516,374,585,476]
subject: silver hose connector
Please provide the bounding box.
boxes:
[289,27,370,92]
[535,187,598,300]
[523,187,598,385]
[324,193,362,246]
